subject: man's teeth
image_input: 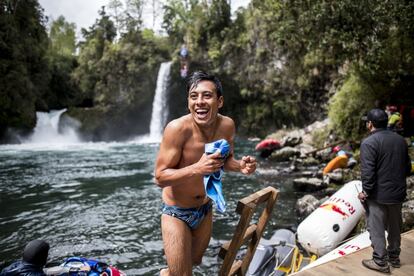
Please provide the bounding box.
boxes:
[196,110,208,115]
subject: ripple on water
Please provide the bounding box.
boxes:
[0,140,300,274]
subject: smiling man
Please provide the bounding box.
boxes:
[155,71,256,276]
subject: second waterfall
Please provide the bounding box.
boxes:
[148,61,173,142]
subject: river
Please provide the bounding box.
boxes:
[0,139,300,275]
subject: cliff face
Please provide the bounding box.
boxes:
[66,64,159,141]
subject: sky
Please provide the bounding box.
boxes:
[38,0,251,37]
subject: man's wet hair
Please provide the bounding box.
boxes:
[186,71,223,97]
[366,108,388,128]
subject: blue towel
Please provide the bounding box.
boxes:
[204,139,230,213]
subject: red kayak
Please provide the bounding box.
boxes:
[255,139,281,158]
[255,139,281,151]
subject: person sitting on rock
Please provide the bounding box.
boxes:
[0,240,50,276]
[332,145,357,168]
[386,105,403,133]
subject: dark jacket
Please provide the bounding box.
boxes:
[360,129,411,204]
[0,261,45,276]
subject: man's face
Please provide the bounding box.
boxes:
[188,80,223,126]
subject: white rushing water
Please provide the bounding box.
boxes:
[146,61,172,142]
[24,109,81,144]
[14,61,172,147]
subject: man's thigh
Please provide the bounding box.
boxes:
[191,210,213,265]
[161,214,192,276]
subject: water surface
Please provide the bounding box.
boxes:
[0,139,300,275]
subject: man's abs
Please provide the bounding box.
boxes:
[162,181,207,208]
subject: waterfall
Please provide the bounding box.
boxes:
[24,109,81,144]
[148,61,172,142]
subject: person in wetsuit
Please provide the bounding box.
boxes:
[1,240,49,276]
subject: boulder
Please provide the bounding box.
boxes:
[407,176,414,190]
[316,148,333,162]
[297,143,316,158]
[326,169,344,184]
[296,194,320,217]
[300,171,317,178]
[281,130,303,147]
[301,156,319,166]
[269,147,301,162]
[293,177,327,192]
[402,200,414,231]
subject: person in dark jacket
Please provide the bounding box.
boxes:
[358,108,411,273]
[0,240,49,276]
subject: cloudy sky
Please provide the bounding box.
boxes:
[38,0,250,37]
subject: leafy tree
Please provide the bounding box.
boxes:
[47,16,80,109]
[74,6,117,100]
[108,0,123,36]
[0,0,49,132]
[49,15,76,56]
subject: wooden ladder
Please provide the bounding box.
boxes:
[218,186,279,276]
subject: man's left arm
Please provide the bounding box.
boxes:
[360,141,377,196]
[222,118,256,175]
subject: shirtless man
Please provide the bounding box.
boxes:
[155,71,257,276]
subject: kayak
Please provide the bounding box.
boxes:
[300,231,371,271]
[255,139,281,158]
[323,155,348,175]
[297,181,365,256]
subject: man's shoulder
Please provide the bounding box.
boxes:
[218,114,235,128]
[164,115,192,135]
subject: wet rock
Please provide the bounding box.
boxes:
[297,143,316,157]
[402,200,414,231]
[316,148,333,162]
[319,187,338,197]
[407,176,414,190]
[407,190,414,201]
[281,130,303,147]
[319,196,330,205]
[296,194,320,217]
[293,177,326,192]
[302,156,320,166]
[300,171,317,178]
[304,118,330,133]
[269,147,301,162]
[327,169,344,184]
[316,168,324,178]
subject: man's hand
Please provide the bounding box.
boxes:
[358,191,367,202]
[240,156,256,175]
[196,151,225,174]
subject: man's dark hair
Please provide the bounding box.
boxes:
[367,108,388,128]
[186,71,223,97]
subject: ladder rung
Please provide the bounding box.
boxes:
[218,224,258,259]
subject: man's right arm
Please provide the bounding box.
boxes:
[154,120,223,188]
[154,120,196,188]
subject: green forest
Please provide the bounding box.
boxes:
[1,0,414,142]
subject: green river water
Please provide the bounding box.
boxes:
[0,139,301,275]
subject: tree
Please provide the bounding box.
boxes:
[123,0,145,34]
[49,15,76,56]
[108,0,123,37]
[47,16,80,109]
[0,0,49,132]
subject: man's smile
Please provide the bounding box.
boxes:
[195,108,209,120]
